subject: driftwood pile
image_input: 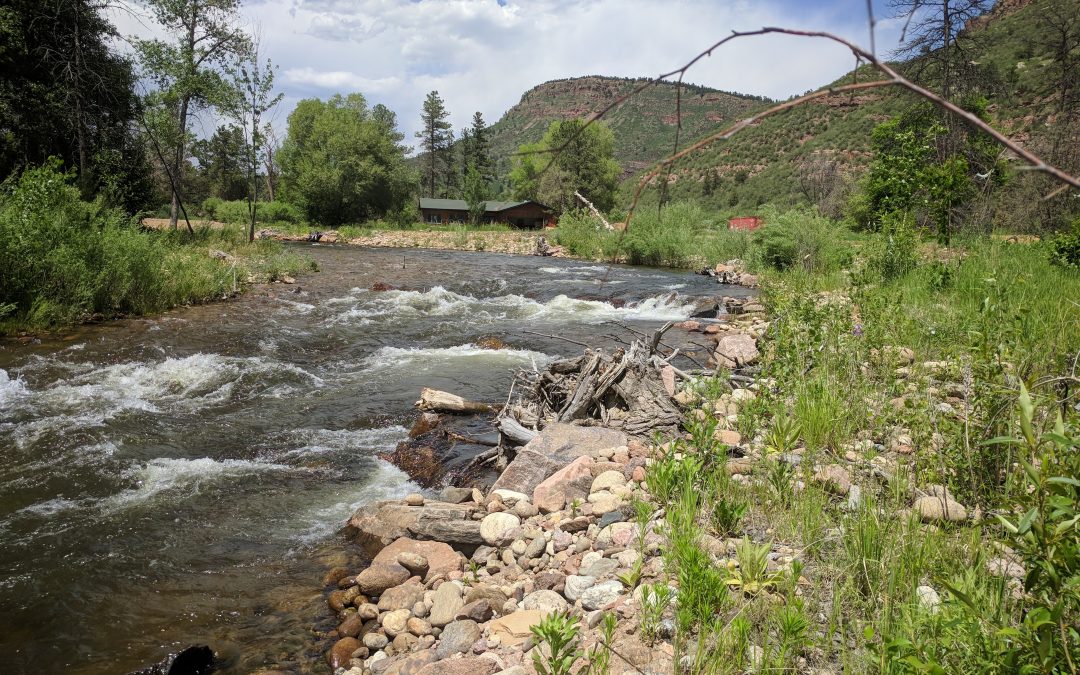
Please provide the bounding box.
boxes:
[496,324,686,443]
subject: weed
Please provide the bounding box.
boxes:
[530,610,582,675]
[725,538,784,596]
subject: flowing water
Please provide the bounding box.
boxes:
[0,245,752,674]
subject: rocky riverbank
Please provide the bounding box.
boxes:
[302,293,771,675]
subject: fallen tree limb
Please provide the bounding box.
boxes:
[415,388,496,414]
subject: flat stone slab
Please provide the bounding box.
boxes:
[349,500,482,551]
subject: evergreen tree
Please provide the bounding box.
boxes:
[192,125,248,201]
[469,111,492,181]
[0,0,150,208]
[415,90,452,198]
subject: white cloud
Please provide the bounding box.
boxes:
[109,0,905,146]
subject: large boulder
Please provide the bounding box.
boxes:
[372,537,461,582]
[356,563,411,596]
[532,456,595,513]
[490,448,571,495]
[349,500,482,550]
[521,423,628,460]
[713,333,759,369]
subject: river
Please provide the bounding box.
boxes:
[0,245,751,674]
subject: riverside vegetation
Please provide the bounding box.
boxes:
[0,164,313,334]
[322,211,1079,674]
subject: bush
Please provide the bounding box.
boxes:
[203,199,304,225]
[1049,215,1080,268]
[622,201,713,267]
[0,164,310,331]
[754,206,847,273]
[862,211,920,282]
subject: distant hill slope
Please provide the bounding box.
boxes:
[484,76,770,184]
[627,0,1077,215]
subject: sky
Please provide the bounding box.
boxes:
[111,0,911,147]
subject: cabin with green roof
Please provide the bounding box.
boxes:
[418,198,556,229]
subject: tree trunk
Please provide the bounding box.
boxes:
[415,388,496,414]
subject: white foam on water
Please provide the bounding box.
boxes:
[292,459,420,544]
[539,265,609,274]
[2,354,323,447]
[325,286,698,327]
[277,425,409,460]
[0,369,28,406]
[363,344,550,373]
[104,456,295,512]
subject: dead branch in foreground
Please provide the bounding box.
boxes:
[515,25,1079,227]
[623,26,1080,226]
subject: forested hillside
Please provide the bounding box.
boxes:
[632,0,1077,229]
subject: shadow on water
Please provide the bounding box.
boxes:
[0,245,754,673]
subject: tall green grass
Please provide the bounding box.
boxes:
[0,165,312,333]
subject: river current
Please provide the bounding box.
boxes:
[0,245,750,673]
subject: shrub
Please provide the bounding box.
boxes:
[754,206,847,273]
[862,211,919,282]
[1049,215,1080,268]
[0,163,310,332]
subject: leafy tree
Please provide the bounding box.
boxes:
[888,0,992,100]
[416,90,452,198]
[226,35,282,241]
[136,0,248,228]
[509,119,620,214]
[850,102,997,244]
[278,93,415,226]
[0,0,151,208]
[192,125,247,201]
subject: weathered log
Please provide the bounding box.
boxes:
[415,388,496,414]
[496,416,538,445]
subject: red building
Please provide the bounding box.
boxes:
[728,216,764,231]
[418,198,557,229]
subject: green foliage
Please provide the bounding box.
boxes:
[279,93,416,226]
[725,537,784,596]
[463,166,490,225]
[208,199,302,224]
[510,119,620,214]
[754,206,848,273]
[710,491,749,538]
[0,0,153,210]
[0,163,308,332]
[639,583,676,646]
[416,90,453,198]
[989,385,1080,671]
[1049,216,1080,268]
[530,610,582,675]
[861,211,920,282]
[621,202,714,267]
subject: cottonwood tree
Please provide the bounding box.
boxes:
[136,0,248,229]
[227,34,282,241]
[510,119,620,214]
[416,90,452,198]
[888,0,992,100]
[279,93,414,226]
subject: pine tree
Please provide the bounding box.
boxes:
[469,111,492,181]
[416,90,452,198]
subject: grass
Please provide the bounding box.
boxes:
[635,215,1079,672]
[0,166,314,334]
